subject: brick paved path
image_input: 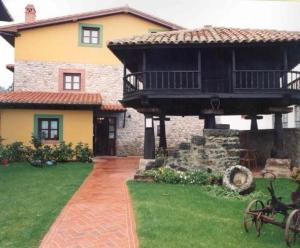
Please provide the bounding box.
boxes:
[40,157,139,248]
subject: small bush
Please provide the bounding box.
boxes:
[6,142,29,162]
[52,142,74,162]
[143,167,221,185]
[75,142,92,162]
[203,185,267,201]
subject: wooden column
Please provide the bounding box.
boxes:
[232,49,236,91]
[142,50,147,89]
[271,112,285,158]
[198,50,202,90]
[204,115,216,129]
[123,64,127,94]
[283,47,288,88]
[159,115,167,151]
[144,114,155,159]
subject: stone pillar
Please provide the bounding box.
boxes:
[250,117,258,131]
[159,115,167,151]
[144,114,155,159]
[271,112,286,158]
[245,115,263,131]
[204,115,216,129]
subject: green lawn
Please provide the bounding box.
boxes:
[0,162,92,248]
[128,179,297,248]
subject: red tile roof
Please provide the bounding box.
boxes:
[0,91,102,106]
[0,5,182,33]
[100,103,126,112]
[108,25,300,46]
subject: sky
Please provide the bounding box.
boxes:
[1,0,300,88]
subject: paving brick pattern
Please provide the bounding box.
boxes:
[39,157,139,248]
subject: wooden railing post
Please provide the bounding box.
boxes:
[123,64,127,94]
[142,50,147,89]
[232,49,236,92]
[198,50,202,90]
[283,48,288,88]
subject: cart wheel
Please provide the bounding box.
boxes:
[285,209,300,247]
[244,199,264,236]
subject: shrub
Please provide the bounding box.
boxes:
[52,142,74,162]
[31,134,43,149]
[143,167,221,185]
[203,185,267,201]
[6,142,29,162]
[75,142,92,162]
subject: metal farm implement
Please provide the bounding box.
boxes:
[243,172,300,247]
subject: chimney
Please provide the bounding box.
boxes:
[25,4,36,23]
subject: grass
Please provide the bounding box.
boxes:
[128,179,297,248]
[0,162,92,248]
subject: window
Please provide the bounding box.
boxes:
[282,113,288,128]
[82,27,99,44]
[63,73,81,90]
[295,105,300,128]
[38,118,59,140]
[79,23,103,47]
[34,114,63,142]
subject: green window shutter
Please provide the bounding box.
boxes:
[33,114,64,141]
[78,23,103,47]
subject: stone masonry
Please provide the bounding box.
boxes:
[14,60,203,156]
[166,129,241,172]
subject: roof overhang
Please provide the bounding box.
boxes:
[0,0,13,22]
[0,5,182,47]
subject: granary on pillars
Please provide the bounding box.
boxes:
[108,26,300,159]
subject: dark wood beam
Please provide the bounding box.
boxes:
[158,114,167,151]
[283,47,288,88]
[144,114,155,159]
[268,107,293,114]
[198,50,202,90]
[232,49,236,90]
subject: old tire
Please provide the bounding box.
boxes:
[223,165,255,195]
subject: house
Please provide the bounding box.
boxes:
[0,5,203,156]
[0,0,13,22]
[108,26,300,159]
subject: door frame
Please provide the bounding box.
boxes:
[93,114,117,156]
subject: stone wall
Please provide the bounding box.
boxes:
[166,129,240,172]
[239,129,300,167]
[14,60,204,156]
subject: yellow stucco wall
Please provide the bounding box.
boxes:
[15,13,169,64]
[0,109,93,147]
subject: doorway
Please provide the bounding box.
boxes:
[94,117,116,156]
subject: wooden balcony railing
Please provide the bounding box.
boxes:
[233,70,300,90]
[123,70,300,96]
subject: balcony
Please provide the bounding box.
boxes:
[123,70,300,97]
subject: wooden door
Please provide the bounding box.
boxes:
[94,117,116,156]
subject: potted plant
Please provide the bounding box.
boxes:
[0,148,9,167]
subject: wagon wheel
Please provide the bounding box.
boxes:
[285,209,300,247]
[244,199,265,236]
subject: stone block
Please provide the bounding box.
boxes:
[264,158,292,178]
[139,159,155,171]
[204,129,239,137]
[191,135,205,146]
[179,142,191,150]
